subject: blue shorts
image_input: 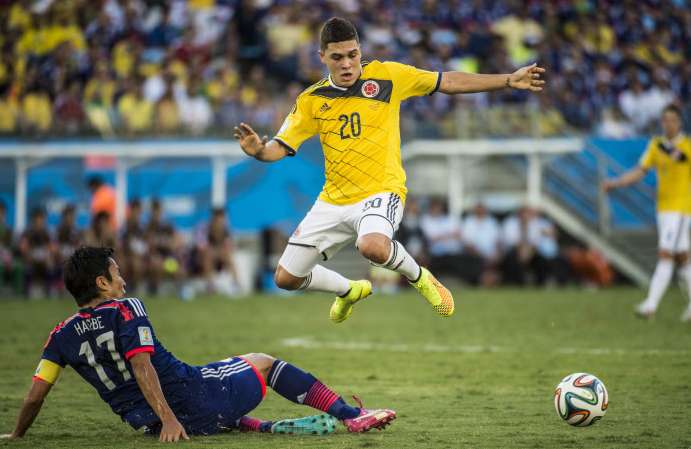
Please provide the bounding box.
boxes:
[129,357,266,436]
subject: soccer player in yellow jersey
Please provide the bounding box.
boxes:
[603,104,691,321]
[234,17,545,323]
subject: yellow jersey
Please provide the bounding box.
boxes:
[275,60,441,205]
[639,134,691,213]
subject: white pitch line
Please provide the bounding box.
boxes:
[279,337,691,356]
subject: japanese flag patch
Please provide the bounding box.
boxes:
[138,326,154,346]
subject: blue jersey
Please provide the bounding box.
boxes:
[38,298,197,419]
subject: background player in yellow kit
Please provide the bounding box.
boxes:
[234,17,545,323]
[604,105,691,321]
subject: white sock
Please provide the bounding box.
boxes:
[642,259,674,311]
[299,264,350,296]
[382,240,422,282]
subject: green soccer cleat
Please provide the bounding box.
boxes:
[271,414,338,436]
[329,280,373,323]
[410,267,455,317]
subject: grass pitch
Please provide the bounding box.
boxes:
[1,287,691,448]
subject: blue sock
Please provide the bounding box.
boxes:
[268,360,360,420]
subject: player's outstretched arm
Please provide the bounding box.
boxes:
[130,353,189,443]
[233,122,289,162]
[602,166,647,192]
[438,63,546,94]
[2,378,53,439]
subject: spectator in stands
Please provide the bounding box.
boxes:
[462,203,501,287]
[396,197,429,268]
[619,78,652,133]
[53,81,86,135]
[0,86,19,135]
[154,82,180,135]
[88,176,117,229]
[177,77,213,135]
[55,204,82,268]
[117,78,154,135]
[84,211,117,249]
[420,198,481,284]
[145,199,186,295]
[1,1,689,138]
[18,208,56,298]
[193,207,239,296]
[20,85,52,135]
[565,245,614,288]
[0,200,21,295]
[500,206,548,285]
[120,199,148,294]
[534,213,570,285]
[597,107,637,139]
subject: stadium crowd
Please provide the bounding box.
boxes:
[0,0,688,139]
[0,189,613,299]
[372,197,614,291]
[0,195,241,299]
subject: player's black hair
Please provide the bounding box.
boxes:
[64,246,114,306]
[320,17,359,51]
[662,104,682,119]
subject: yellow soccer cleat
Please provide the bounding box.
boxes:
[410,267,455,317]
[329,280,373,323]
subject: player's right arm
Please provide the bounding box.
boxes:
[3,325,66,440]
[235,92,317,162]
[233,123,289,162]
[602,140,655,192]
[2,378,54,439]
[602,166,647,191]
[130,352,189,443]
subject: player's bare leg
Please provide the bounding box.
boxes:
[358,232,454,317]
[274,245,372,322]
[238,353,395,432]
[636,250,676,319]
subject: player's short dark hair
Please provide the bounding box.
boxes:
[662,104,682,119]
[64,246,114,306]
[320,17,359,51]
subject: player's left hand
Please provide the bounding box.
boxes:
[509,63,545,91]
[159,417,189,443]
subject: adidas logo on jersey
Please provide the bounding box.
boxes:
[319,102,331,113]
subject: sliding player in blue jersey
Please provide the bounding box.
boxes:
[2,247,395,442]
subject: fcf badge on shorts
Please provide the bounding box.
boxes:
[361,80,380,98]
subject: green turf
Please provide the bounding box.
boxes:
[1,287,691,448]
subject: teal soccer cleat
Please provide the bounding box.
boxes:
[271,414,338,436]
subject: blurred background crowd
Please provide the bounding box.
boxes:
[0,176,613,299]
[0,0,688,139]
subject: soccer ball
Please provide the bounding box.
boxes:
[554,372,608,427]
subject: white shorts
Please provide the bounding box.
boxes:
[278,192,404,277]
[657,212,690,253]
